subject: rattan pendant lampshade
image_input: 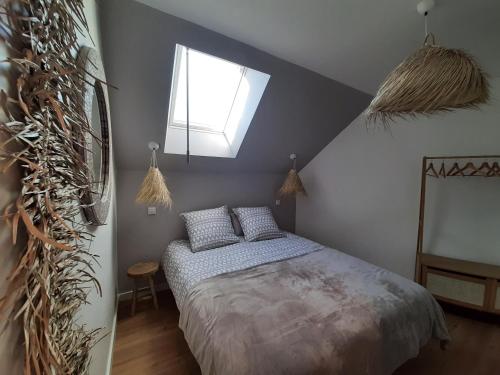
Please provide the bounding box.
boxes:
[278,154,306,198]
[366,0,489,124]
[136,142,172,208]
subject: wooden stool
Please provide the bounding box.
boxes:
[127,261,159,316]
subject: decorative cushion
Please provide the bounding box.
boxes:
[233,206,285,242]
[230,212,244,236]
[180,206,239,252]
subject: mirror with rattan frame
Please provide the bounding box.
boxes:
[77,46,112,225]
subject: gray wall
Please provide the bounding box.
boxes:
[100,0,371,173]
[296,78,500,280]
[101,0,372,292]
[117,170,295,292]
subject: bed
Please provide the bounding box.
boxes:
[162,232,450,375]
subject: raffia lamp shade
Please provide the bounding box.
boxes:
[278,154,306,198]
[366,33,490,124]
[135,142,172,208]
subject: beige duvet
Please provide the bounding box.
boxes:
[178,247,449,375]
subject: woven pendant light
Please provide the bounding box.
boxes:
[366,0,489,124]
[278,154,307,198]
[136,142,172,208]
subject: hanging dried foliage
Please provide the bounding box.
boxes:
[366,34,490,124]
[136,167,172,207]
[135,148,172,208]
[278,169,306,198]
[278,154,306,198]
[0,0,102,373]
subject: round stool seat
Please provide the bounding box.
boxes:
[127,261,160,316]
[127,261,159,278]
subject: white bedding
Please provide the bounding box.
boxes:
[162,233,323,308]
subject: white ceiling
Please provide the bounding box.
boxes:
[135,0,500,94]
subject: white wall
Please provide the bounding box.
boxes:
[296,78,500,280]
[0,1,117,374]
[78,1,118,374]
[0,10,26,375]
[0,44,23,371]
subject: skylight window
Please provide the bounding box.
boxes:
[165,44,270,158]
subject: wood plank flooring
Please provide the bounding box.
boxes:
[112,291,500,375]
[112,291,200,375]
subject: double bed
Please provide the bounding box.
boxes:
[162,232,449,375]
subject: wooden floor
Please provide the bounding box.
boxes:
[112,291,500,375]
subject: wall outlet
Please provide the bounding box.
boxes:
[275,199,281,206]
[147,206,157,216]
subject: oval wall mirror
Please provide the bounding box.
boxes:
[77,46,112,225]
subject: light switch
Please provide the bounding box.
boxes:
[147,206,157,216]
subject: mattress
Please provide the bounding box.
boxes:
[162,234,450,375]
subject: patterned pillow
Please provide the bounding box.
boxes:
[180,206,240,252]
[233,206,285,242]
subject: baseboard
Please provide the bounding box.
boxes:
[118,282,169,302]
[105,304,118,375]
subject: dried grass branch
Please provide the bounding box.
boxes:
[0,0,102,373]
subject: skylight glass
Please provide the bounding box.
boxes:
[165,44,270,158]
[172,49,244,133]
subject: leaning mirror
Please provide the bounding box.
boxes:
[77,46,112,225]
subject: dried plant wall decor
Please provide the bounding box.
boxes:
[0,0,107,373]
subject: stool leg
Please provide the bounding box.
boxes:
[148,276,159,310]
[131,279,138,316]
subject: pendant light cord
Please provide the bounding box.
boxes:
[424,11,429,37]
[150,148,158,168]
[290,154,297,170]
[185,48,191,165]
[422,11,436,46]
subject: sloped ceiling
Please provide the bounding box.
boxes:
[100,0,371,173]
[136,0,500,95]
